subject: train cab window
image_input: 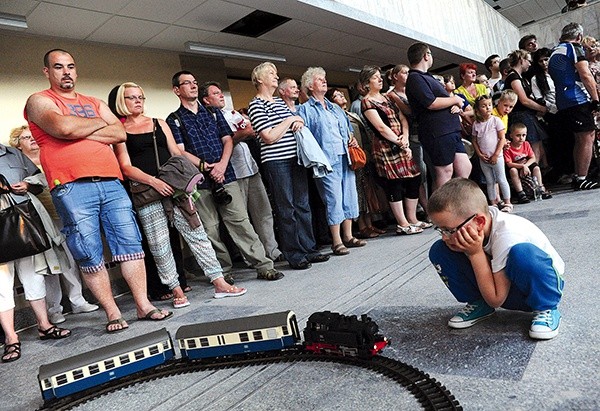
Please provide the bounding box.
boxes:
[104,359,115,370]
[253,331,263,341]
[163,341,170,350]
[42,379,52,389]
[239,332,249,342]
[55,374,68,386]
[119,354,131,365]
[149,345,159,355]
[134,350,145,360]
[199,338,209,347]
[267,329,277,339]
[89,364,100,375]
[282,325,289,335]
[72,369,84,381]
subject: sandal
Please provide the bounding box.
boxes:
[173,295,190,309]
[157,293,173,301]
[356,227,379,239]
[370,226,386,234]
[106,318,129,334]
[342,237,367,248]
[223,274,235,285]
[500,203,514,213]
[412,221,433,229]
[541,191,552,200]
[214,286,247,299]
[138,308,173,321]
[257,268,285,281]
[396,225,423,235]
[39,325,71,340]
[1,342,21,363]
[182,286,192,293]
[331,243,350,255]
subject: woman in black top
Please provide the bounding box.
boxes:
[114,82,246,303]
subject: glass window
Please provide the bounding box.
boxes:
[119,354,130,365]
[89,364,100,375]
[253,331,263,341]
[200,338,209,347]
[72,370,84,381]
[104,359,115,370]
[239,332,249,342]
[134,350,145,360]
[282,325,288,335]
[149,345,159,355]
[55,374,68,386]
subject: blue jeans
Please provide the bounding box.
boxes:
[263,158,319,266]
[429,240,564,311]
[51,179,143,273]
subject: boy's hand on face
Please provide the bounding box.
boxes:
[454,221,485,256]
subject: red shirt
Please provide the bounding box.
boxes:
[503,141,534,165]
[25,89,123,190]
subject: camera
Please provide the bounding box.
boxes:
[212,182,232,205]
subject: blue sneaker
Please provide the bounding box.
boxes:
[529,308,561,340]
[448,300,495,329]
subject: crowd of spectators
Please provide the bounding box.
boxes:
[1,20,598,362]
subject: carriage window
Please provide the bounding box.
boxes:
[253,331,263,340]
[42,379,52,389]
[72,369,84,381]
[104,359,115,370]
[89,364,100,375]
[200,338,209,347]
[119,354,131,365]
[281,325,288,335]
[187,339,197,349]
[149,345,159,355]
[163,341,170,350]
[55,374,68,386]
[239,332,249,342]
[134,350,145,360]
[267,328,277,339]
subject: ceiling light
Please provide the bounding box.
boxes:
[0,13,27,30]
[347,67,362,73]
[185,42,286,62]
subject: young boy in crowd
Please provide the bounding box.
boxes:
[504,123,552,203]
[428,178,564,340]
[492,89,517,130]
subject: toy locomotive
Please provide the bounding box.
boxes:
[38,310,388,402]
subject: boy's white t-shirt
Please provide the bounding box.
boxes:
[483,207,565,275]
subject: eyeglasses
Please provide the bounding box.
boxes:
[124,95,146,102]
[435,214,477,237]
[19,135,33,141]
[178,80,198,87]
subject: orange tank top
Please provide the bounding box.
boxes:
[24,89,123,190]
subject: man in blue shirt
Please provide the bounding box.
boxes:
[549,22,600,190]
[167,71,283,282]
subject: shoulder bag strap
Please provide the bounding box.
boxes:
[151,118,161,170]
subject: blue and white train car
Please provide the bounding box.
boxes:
[38,328,174,401]
[176,310,301,360]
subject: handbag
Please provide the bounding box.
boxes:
[129,119,163,209]
[348,145,366,170]
[0,174,51,264]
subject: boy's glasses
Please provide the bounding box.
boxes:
[435,214,476,237]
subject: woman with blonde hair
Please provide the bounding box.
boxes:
[114,82,246,303]
[248,62,328,269]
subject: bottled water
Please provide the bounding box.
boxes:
[532,176,542,201]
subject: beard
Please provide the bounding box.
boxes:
[60,82,74,90]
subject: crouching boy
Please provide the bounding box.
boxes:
[428,178,564,339]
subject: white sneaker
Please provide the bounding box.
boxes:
[49,312,66,324]
[72,302,99,314]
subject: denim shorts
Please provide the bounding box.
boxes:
[51,179,143,273]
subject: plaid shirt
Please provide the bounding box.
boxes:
[167,103,236,184]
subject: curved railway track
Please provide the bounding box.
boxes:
[39,349,462,411]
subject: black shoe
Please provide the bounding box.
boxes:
[308,254,330,263]
[516,192,530,204]
[290,261,312,270]
[224,274,235,285]
[572,178,599,191]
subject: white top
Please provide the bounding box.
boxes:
[472,116,505,157]
[484,206,565,275]
[222,109,259,178]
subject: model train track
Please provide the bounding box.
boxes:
[40,349,462,411]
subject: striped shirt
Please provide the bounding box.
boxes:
[248,97,297,163]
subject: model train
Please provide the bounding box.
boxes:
[38,310,388,403]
